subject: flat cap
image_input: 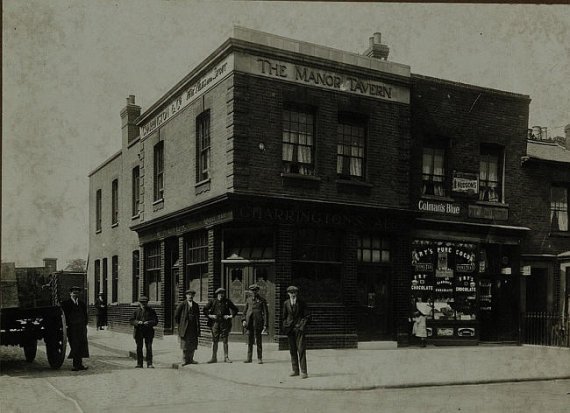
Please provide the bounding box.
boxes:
[138,296,149,302]
[286,285,299,293]
[215,287,226,294]
[184,289,196,295]
[69,286,82,292]
[248,284,260,291]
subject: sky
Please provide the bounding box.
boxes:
[2,1,569,268]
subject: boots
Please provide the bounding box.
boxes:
[207,342,218,363]
[223,342,232,363]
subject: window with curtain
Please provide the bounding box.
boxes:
[422,147,446,197]
[337,116,366,180]
[111,179,119,225]
[479,146,503,202]
[132,166,140,217]
[185,231,209,301]
[282,107,315,175]
[153,141,164,201]
[145,243,162,302]
[551,186,569,232]
[196,111,211,182]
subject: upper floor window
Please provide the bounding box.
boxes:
[282,107,315,175]
[111,255,118,303]
[337,116,366,180]
[422,147,446,197]
[111,179,119,225]
[479,146,504,202]
[196,111,211,182]
[153,141,164,201]
[551,186,569,232]
[132,166,140,217]
[96,189,102,231]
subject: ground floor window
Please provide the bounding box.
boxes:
[145,242,161,302]
[185,231,209,302]
[94,259,101,302]
[132,250,140,302]
[111,255,118,303]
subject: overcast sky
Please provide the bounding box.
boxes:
[2,1,569,267]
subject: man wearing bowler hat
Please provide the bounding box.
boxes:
[175,289,201,365]
[282,285,310,378]
[242,284,269,364]
[203,287,238,363]
[61,286,89,371]
[129,296,159,368]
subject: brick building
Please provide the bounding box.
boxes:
[88,27,569,347]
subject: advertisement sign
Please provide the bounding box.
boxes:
[452,171,479,197]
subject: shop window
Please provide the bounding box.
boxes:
[224,228,274,260]
[132,250,140,302]
[185,231,209,302]
[293,228,343,303]
[94,259,101,302]
[196,111,211,182]
[282,106,315,175]
[102,257,108,299]
[111,255,118,303]
[422,147,446,197]
[479,145,503,202]
[551,186,569,232]
[153,141,164,201]
[111,179,119,225]
[358,235,390,263]
[132,167,140,217]
[337,115,366,180]
[96,189,102,232]
[145,243,161,302]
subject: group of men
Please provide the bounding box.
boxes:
[61,284,310,378]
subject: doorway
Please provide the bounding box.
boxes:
[356,267,392,341]
[479,274,519,342]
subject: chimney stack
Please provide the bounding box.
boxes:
[363,32,390,60]
[121,95,141,146]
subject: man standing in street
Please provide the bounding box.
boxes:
[242,284,269,364]
[282,285,310,379]
[129,296,159,368]
[61,286,89,371]
[203,287,238,363]
[95,292,107,330]
[175,289,201,366]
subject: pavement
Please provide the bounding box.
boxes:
[87,327,570,391]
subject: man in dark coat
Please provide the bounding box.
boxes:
[242,284,269,364]
[175,289,201,366]
[282,285,310,378]
[60,286,89,371]
[95,292,107,330]
[129,296,159,368]
[203,287,238,363]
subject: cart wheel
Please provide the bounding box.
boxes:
[24,340,38,362]
[46,309,67,369]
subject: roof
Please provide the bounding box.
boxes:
[525,139,570,164]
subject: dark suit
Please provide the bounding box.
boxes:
[95,297,107,329]
[242,294,269,361]
[129,305,158,366]
[175,300,201,363]
[282,298,309,375]
[203,297,238,361]
[61,298,89,368]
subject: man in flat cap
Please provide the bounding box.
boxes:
[282,285,310,378]
[61,286,89,371]
[203,287,238,363]
[242,284,269,364]
[129,296,159,368]
[175,289,201,366]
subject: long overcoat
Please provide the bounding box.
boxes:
[61,298,90,358]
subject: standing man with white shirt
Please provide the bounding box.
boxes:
[281,285,310,378]
[60,286,89,371]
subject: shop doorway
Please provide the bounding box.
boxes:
[479,275,518,342]
[223,263,276,339]
[356,267,391,341]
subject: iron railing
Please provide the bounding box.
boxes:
[522,312,570,347]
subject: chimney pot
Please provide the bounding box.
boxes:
[374,32,382,44]
[127,95,135,105]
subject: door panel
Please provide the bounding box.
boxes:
[357,268,391,341]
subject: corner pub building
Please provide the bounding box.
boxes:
[88,27,555,348]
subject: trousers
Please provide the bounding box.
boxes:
[135,335,153,366]
[288,329,307,374]
[246,328,263,361]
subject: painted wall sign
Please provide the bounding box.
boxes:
[418,200,460,215]
[468,204,509,221]
[141,54,234,138]
[452,172,479,197]
[234,53,410,104]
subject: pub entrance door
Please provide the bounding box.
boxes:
[356,267,392,341]
[479,274,519,342]
[222,262,276,339]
